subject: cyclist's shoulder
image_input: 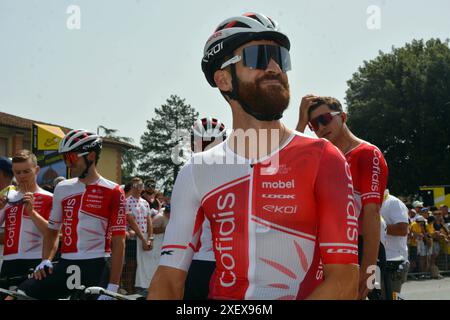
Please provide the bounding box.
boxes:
[35,187,54,198]
[94,176,121,192]
[289,131,333,152]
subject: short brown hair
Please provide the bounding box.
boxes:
[12,149,38,166]
[308,96,343,118]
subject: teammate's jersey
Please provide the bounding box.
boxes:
[193,219,215,262]
[0,188,53,260]
[48,177,126,260]
[126,196,151,234]
[160,132,359,300]
[345,142,388,235]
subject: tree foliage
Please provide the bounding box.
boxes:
[346,39,450,196]
[139,95,199,193]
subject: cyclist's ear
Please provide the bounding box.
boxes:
[214,69,232,92]
[87,151,97,162]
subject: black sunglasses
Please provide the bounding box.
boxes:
[221,44,291,72]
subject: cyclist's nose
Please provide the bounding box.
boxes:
[265,58,282,74]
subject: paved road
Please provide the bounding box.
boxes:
[401,277,450,300]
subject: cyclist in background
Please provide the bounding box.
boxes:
[17,129,126,300]
[184,117,226,299]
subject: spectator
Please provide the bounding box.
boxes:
[142,179,159,211]
[427,215,445,279]
[121,181,136,294]
[412,216,432,274]
[412,200,424,214]
[126,177,154,295]
[145,204,170,285]
[440,205,450,224]
[380,191,409,296]
[421,208,431,220]
[408,208,419,223]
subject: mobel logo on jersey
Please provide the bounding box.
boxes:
[261,179,295,189]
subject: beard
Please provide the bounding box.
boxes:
[237,73,290,119]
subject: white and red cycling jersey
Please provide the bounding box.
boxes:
[345,141,388,235]
[160,132,359,300]
[0,188,53,260]
[48,177,126,260]
[193,219,215,262]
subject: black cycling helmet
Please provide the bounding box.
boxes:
[201,13,291,121]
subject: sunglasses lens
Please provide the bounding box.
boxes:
[242,45,291,72]
[309,113,335,131]
[63,153,77,164]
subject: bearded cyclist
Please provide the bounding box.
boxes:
[148,12,359,300]
[17,129,126,300]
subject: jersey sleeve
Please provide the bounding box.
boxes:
[109,186,127,236]
[357,145,388,207]
[38,194,53,220]
[315,141,359,265]
[48,185,63,230]
[159,161,203,272]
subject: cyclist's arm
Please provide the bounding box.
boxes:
[387,223,409,236]
[108,186,127,286]
[0,210,4,245]
[28,209,49,236]
[359,203,381,293]
[306,264,359,300]
[153,226,166,234]
[147,266,186,299]
[126,214,146,242]
[313,141,359,300]
[147,210,154,241]
[356,146,388,299]
[109,235,125,285]
[45,185,63,261]
[148,161,201,300]
[42,228,60,261]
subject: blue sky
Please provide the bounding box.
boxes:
[1,0,449,144]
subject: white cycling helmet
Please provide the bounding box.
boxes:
[191,117,226,152]
[192,117,226,140]
[59,129,102,155]
[59,129,102,179]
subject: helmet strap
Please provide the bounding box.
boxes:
[221,64,283,122]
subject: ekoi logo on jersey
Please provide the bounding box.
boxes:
[212,192,237,288]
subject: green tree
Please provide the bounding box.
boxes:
[346,39,450,196]
[139,95,199,192]
[97,125,139,183]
